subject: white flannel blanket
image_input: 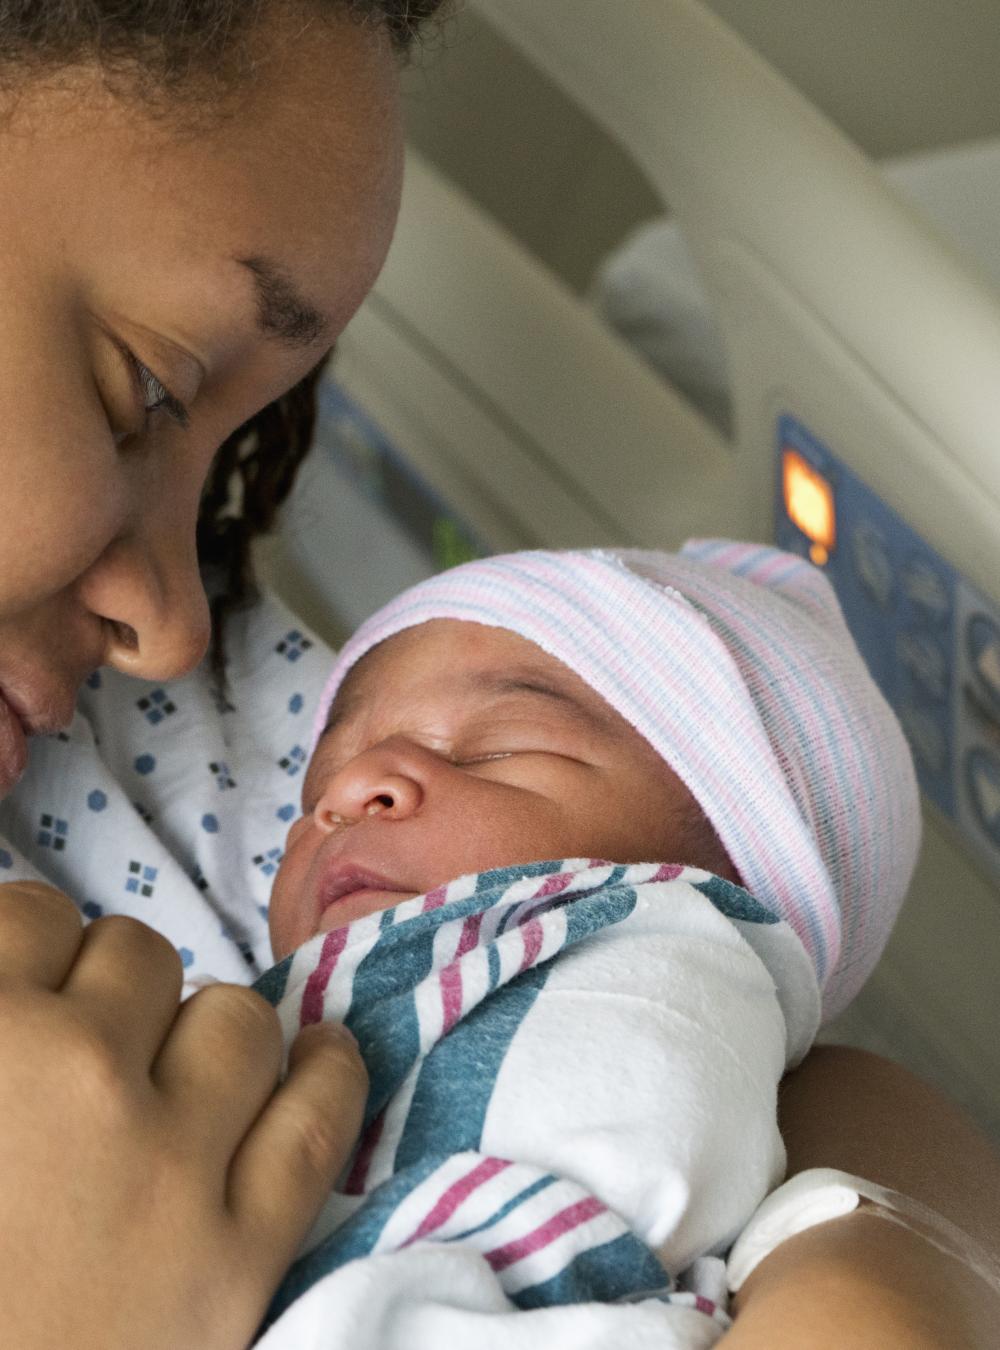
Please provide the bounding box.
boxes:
[254,858,821,1348]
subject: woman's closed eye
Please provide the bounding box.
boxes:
[114,338,191,434]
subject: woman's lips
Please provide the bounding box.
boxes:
[0,692,28,796]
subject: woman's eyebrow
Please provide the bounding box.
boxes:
[235,254,332,350]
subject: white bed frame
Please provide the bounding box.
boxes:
[275,0,1000,1139]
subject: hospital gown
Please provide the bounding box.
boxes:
[0,590,331,988]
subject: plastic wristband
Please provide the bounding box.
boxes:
[726,1167,1000,1295]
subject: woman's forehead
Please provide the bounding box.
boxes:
[1,14,402,354]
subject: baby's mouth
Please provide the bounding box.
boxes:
[314,864,417,932]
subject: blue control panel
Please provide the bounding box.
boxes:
[775,414,1000,882]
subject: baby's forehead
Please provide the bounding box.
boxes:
[322,618,613,733]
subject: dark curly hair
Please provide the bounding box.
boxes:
[0,2,448,96]
[1,0,449,673]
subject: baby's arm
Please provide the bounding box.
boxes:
[478,881,791,1274]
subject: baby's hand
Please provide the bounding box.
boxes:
[0,881,366,1350]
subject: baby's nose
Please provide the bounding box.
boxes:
[312,746,425,831]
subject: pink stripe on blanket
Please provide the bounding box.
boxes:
[344,1108,386,1196]
[440,913,484,1033]
[300,926,349,1026]
[422,884,448,911]
[403,1157,512,1246]
[652,863,684,882]
[536,871,575,899]
[440,961,463,1034]
[518,917,544,973]
[484,1196,607,1272]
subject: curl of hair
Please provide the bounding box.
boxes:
[196,350,332,678]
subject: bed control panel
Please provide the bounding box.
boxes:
[775,414,1000,883]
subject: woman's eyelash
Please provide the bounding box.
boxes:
[121,344,191,431]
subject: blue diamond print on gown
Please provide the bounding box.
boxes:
[0,849,12,869]
[252,847,283,878]
[275,630,313,663]
[209,760,236,790]
[125,861,158,898]
[136,688,178,726]
[278,745,307,776]
[37,814,68,851]
[87,789,108,812]
[276,803,296,822]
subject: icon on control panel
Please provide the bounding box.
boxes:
[852,521,893,611]
[902,559,951,626]
[967,615,1000,721]
[965,748,1000,850]
[897,631,948,702]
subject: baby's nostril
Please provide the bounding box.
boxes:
[375,794,394,808]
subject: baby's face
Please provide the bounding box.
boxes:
[269,620,721,959]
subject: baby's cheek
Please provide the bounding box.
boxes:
[267,841,312,959]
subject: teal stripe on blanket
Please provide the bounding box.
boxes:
[261,1151,453,1331]
[513,1231,673,1310]
[693,873,780,925]
[395,963,550,1168]
[254,952,292,1006]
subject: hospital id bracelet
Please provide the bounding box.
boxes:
[726,1167,1000,1295]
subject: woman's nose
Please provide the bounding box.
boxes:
[79,516,212,683]
[312,742,426,832]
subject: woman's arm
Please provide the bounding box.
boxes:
[0,881,367,1350]
[722,1045,1000,1348]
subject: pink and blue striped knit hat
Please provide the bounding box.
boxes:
[313,541,920,1023]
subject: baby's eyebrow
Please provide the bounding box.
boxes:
[319,689,362,740]
[465,670,614,733]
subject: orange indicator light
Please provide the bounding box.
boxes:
[783,448,835,561]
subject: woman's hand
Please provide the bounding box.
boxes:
[0,880,367,1350]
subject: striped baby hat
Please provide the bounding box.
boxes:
[312,542,921,1023]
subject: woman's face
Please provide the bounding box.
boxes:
[0,13,402,792]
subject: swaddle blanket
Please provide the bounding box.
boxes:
[254,858,821,1349]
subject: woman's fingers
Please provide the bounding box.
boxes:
[0,881,84,986]
[153,981,287,1156]
[228,1020,368,1274]
[61,915,185,1074]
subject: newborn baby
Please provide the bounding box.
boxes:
[254,540,920,1350]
